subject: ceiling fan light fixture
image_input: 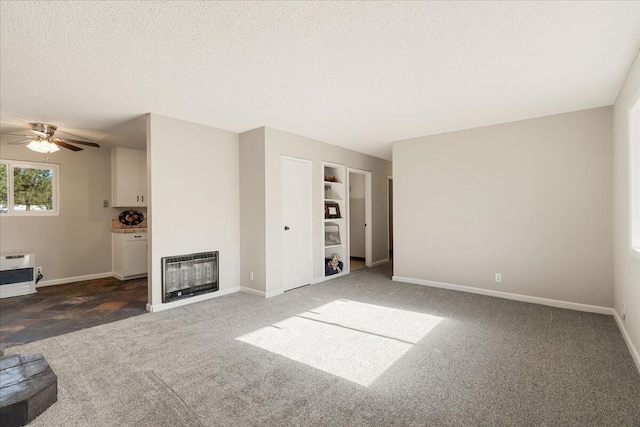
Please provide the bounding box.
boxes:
[26,139,60,153]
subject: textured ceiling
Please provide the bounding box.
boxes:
[1,1,639,159]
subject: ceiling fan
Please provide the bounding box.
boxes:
[1,123,100,153]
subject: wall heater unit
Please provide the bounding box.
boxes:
[0,254,36,299]
[162,251,218,303]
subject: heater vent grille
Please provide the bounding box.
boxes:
[162,251,218,303]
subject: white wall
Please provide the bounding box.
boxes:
[393,107,614,308]
[262,127,392,295]
[349,172,366,258]
[613,49,640,368]
[0,137,114,283]
[147,114,240,308]
[239,127,266,293]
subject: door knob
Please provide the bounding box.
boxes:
[284,226,290,231]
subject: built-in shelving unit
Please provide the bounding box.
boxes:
[323,162,349,277]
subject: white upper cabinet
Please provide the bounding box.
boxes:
[112,147,147,207]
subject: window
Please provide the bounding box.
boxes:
[0,160,59,215]
[630,96,640,258]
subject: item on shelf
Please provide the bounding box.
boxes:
[324,175,338,183]
[324,201,341,219]
[324,184,333,199]
[326,253,342,275]
[325,223,341,245]
[118,209,144,226]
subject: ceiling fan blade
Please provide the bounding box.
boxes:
[57,138,100,148]
[1,132,31,138]
[7,138,33,145]
[53,140,83,151]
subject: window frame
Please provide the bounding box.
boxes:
[0,159,60,216]
[629,92,640,261]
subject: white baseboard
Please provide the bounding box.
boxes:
[240,286,283,298]
[147,286,241,312]
[311,276,330,285]
[311,271,348,285]
[240,286,265,297]
[266,289,284,298]
[112,272,147,281]
[613,311,640,374]
[392,276,615,315]
[370,258,389,267]
[37,272,114,288]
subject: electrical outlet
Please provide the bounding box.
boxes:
[250,272,254,281]
[495,273,501,283]
[622,301,626,321]
[36,266,43,275]
[103,200,110,208]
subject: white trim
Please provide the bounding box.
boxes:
[613,311,640,374]
[347,168,372,268]
[629,91,640,260]
[36,272,113,288]
[311,271,349,284]
[0,159,60,216]
[240,286,265,297]
[387,175,393,253]
[112,272,147,281]
[147,286,240,312]
[370,258,389,267]
[392,276,615,315]
[266,288,284,298]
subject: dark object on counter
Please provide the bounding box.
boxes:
[0,354,58,427]
[119,209,144,226]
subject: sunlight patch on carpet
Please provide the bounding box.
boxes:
[236,300,444,386]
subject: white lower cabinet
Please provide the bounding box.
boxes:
[112,232,148,279]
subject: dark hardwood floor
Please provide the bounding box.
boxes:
[0,277,147,353]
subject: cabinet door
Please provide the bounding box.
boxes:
[125,239,148,276]
[138,150,147,207]
[115,149,142,207]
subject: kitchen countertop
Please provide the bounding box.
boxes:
[111,218,147,234]
[111,228,147,234]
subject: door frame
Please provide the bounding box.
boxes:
[387,175,393,265]
[281,155,314,291]
[347,168,373,267]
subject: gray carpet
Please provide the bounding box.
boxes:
[6,264,640,426]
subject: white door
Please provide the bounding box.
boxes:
[282,157,313,291]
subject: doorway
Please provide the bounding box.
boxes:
[348,169,372,271]
[281,156,313,291]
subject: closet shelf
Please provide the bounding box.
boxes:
[324,244,342,249]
